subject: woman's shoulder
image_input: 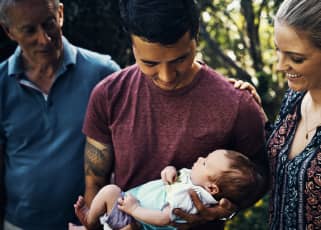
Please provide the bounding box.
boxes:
[279,89,305,118]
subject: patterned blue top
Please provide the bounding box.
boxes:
[267,89,321,230]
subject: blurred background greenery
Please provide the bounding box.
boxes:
[0,0,289,229]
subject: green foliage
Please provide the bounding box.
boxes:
[226,195,269,230]
[0,0,287,119]
[198,2,284,228]
[199,0,285,119]
[0,27,16,62]
[61,0,132,67]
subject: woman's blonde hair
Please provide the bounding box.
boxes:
[275,0,321,49]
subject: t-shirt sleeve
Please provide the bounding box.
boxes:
[83,81,112,144]
[233,91,266,161]
[232,91,269,193]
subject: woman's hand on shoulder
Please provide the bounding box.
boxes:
[228,78,262,106]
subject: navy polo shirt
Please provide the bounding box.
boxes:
[0,37,119,229]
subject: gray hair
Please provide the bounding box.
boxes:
[0,0,60,26]
[275,0,321,49]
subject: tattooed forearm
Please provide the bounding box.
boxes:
[84,141,114,178]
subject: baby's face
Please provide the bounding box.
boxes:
[190,150,231,189]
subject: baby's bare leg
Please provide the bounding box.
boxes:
[74,184,122,230]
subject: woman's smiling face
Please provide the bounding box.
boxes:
[274,21,321,92]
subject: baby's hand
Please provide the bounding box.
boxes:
[118,193,139,215]
[161,166,177,184]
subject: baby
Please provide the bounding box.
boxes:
[74,149,261,229]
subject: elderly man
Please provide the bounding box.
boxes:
[0,0,119,229]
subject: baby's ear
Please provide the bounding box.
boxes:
[207,182,219,195]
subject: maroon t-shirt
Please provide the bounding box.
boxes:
[83,63,266,228]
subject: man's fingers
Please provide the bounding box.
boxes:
[173,208,193,222]
[173,208,202,223]
[219,198,230,209]
[68,223,86,230]
[188,189,205,211]
[219,198,238,213]
[171,221,193,230]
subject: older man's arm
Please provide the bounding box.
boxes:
[0,144,5,230]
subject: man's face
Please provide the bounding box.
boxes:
[2,0,64,66]
[131,32,200,91]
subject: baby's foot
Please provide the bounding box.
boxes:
[74,196,90,228]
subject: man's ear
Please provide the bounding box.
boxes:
[206,182,219,195]
[1,23,16,41]
[58,3,64,27]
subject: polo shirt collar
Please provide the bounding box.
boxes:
[58,36,77,76]
[7,36,77,78]
[8,46,23,76]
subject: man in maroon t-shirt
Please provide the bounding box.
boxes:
[79,0,268,229]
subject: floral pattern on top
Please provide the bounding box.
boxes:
[267,90,321,230]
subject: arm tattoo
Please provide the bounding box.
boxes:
[84,142,114,178]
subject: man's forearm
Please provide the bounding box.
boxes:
[84,138,114,205]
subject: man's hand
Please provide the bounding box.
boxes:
[161,166,177,184]
[172,189,237,229]
[68,223,86,230]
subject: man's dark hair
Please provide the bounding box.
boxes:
[119,0,200,45]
